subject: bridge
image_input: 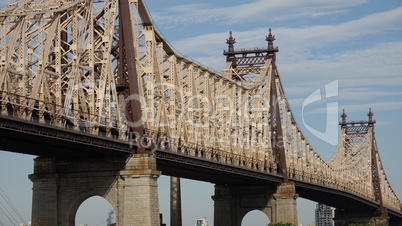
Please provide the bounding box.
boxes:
[0,0,401,225]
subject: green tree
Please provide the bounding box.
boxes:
[268,222,295,226]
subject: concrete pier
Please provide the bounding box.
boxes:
[30,154,161,226]
[212,182,298,225]
[170,176,182,226]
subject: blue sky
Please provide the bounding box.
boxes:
[0,0,402,225]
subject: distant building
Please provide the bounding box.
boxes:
[196,217,209,226]
[315,203,333,226]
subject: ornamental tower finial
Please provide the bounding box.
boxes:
[226,31,236,53]
[266,28,276,50]
[341,109,347,125]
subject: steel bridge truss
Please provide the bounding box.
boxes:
[0,0,400,212]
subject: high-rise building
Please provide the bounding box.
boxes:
[195,217,209,226]
[315,203,333,226]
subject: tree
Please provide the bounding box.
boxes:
[268,222,295,226]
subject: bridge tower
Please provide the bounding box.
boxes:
[213,29,298,226]
[332,109,390,225]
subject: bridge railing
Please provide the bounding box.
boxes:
[144,131,279,174]
[0,91,130,141]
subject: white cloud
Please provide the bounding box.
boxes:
[288,88,402,107]
[280,41,402,87]
[311,101,402,114]
[311,9,348,17]
[151,0,367,25]
[338,88,402,101]
[275,7,402,56]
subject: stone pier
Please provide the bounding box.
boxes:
[270,182,299,223]
[212,182,298,226]
[170,176,182,226]
[30,154,161,226]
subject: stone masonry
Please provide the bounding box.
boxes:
[212,182,298,225]
[29,154,161,226]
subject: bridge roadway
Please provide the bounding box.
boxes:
[1,112,402,223]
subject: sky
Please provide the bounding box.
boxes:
[0,0,402,225]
